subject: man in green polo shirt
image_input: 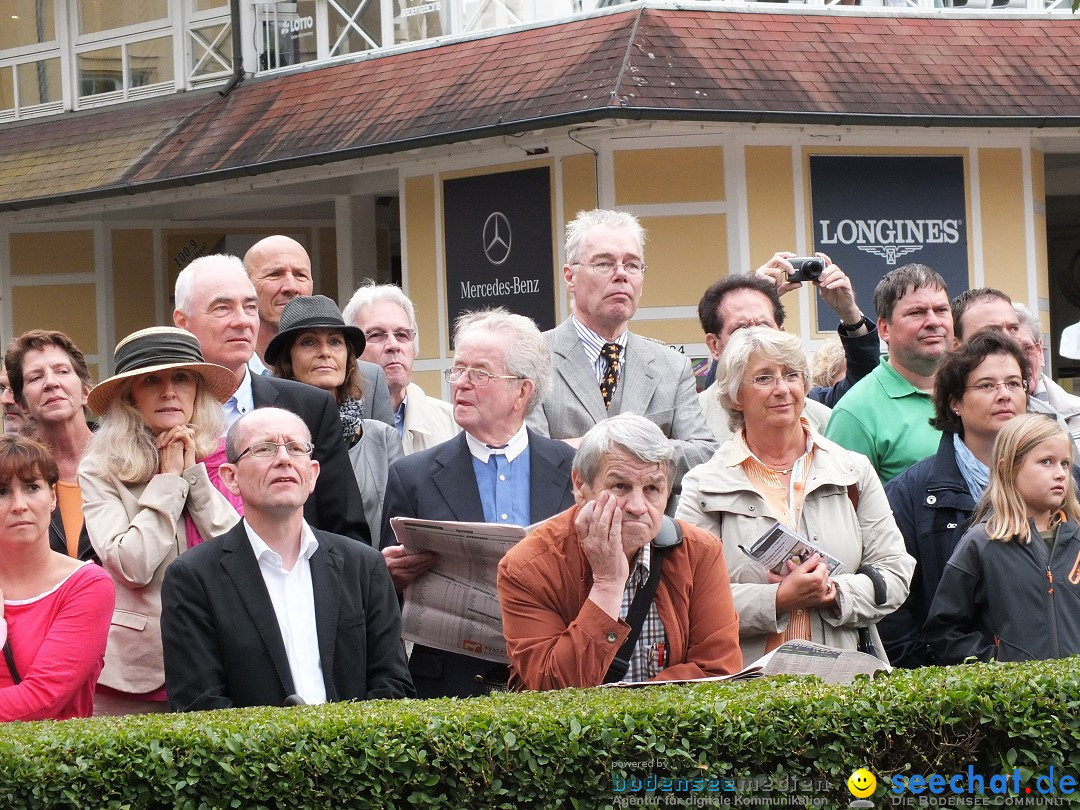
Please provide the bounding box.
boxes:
[825,264,953,483]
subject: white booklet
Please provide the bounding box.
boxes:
[739,521,845,577]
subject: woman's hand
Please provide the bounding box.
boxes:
[157,425,197,476]
[771,553,837,613]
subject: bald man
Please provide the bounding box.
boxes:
[243,235,393,425]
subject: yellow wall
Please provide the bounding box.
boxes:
[112,229,156,339]
[561,154,597,224]
[746,146,797,269]
[638,214,726,309]
[10,230,93,276]
[12,284,98,359]
[978,148,1028,302]
[403,174,440,359]
[614,147,725,205]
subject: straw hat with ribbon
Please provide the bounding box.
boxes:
[87,326,239,415]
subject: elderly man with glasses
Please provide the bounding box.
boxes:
[380,308,576,698]
[528,209,715,507]
[160,407,413,710]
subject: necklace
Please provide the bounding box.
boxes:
[764,464,795,475]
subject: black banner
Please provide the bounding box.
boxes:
[809,155,969,331]
[443,167,555,345]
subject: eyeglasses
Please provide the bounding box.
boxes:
[745,371,805,390]
[443,366,524,386]
[364,328,415,345]
[572,260,646,278]
[234,440,315,462]
[964,379,1027,395]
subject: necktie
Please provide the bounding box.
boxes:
[600,342,621,409]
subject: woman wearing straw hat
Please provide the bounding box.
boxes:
[266,295,403,535]
[80,326,241,715]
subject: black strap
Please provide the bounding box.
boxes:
[603,544,671,684]
[4,640,20,685]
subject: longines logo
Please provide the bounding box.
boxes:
[818,218,962,266]
[483,212,511,266]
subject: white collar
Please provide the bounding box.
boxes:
[465,422,529,463]
[244,519,320,571]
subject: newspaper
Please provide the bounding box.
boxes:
[606,640,889,687]
[391,517,527,663]
[739,521,844,577]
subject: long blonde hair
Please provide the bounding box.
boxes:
[973,413,1080,542]
[85,377,224,484]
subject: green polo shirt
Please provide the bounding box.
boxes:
[824,356,940,483]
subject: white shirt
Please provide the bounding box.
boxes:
[224,368,256,429]
[464,421,529,462]
[243,519,326,705]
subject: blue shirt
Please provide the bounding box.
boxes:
[466,424,531,526]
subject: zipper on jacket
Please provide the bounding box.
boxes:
[1047,563,1061,656]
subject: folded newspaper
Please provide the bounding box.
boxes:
[739,521,844,576]
[606,640,889,687]
[390,517,528,664]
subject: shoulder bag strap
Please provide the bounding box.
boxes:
[4,640,21,685]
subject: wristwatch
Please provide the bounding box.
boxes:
[837,315,872,336]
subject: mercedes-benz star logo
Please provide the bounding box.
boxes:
[483,212,511,266]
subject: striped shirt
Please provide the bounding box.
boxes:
[572,315,628,385]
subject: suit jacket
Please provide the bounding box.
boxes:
[80,457,240,694]
[401,381,459,455]
[529,318,716,489]
[250,373,371,544]
[381,428,576,698]
[358,360,394,426]
[161,522,414,711]
[348,419,404,539]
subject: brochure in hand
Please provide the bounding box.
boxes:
[739,521,844,577]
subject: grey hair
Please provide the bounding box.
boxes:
[715,327,810,432]
[1013,302,1042,343]
[342,281,419,348]
[174,254,249,316]
[452,308,550,415]
[225,406,313,464]
[573,414,676,490]
[564,209,646,266]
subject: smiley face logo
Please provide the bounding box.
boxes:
[847,768,877,798]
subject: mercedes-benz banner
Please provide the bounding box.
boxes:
[443,167,556,345]
[809,155,969,332]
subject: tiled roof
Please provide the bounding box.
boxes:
[3,5,1080,210]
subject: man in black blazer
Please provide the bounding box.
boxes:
[161,407,413,710]
[381,309,575,698]
[174,254,371,544]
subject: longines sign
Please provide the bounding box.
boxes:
[443,168,555,344]
[809,156,969,331]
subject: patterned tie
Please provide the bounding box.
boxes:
[600,342,621,409]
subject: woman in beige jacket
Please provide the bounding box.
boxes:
[676,328,914,664]
[80,327,240,715]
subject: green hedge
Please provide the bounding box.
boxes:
[2,660,1079,809]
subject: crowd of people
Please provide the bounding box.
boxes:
[2,208,1079,723]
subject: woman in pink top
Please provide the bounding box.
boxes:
[0,435,114,721]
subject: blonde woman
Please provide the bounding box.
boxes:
[80,327,241,715]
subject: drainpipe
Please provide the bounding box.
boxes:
[219,0,245,96]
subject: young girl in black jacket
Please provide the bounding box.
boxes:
[925,414,1080,663]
